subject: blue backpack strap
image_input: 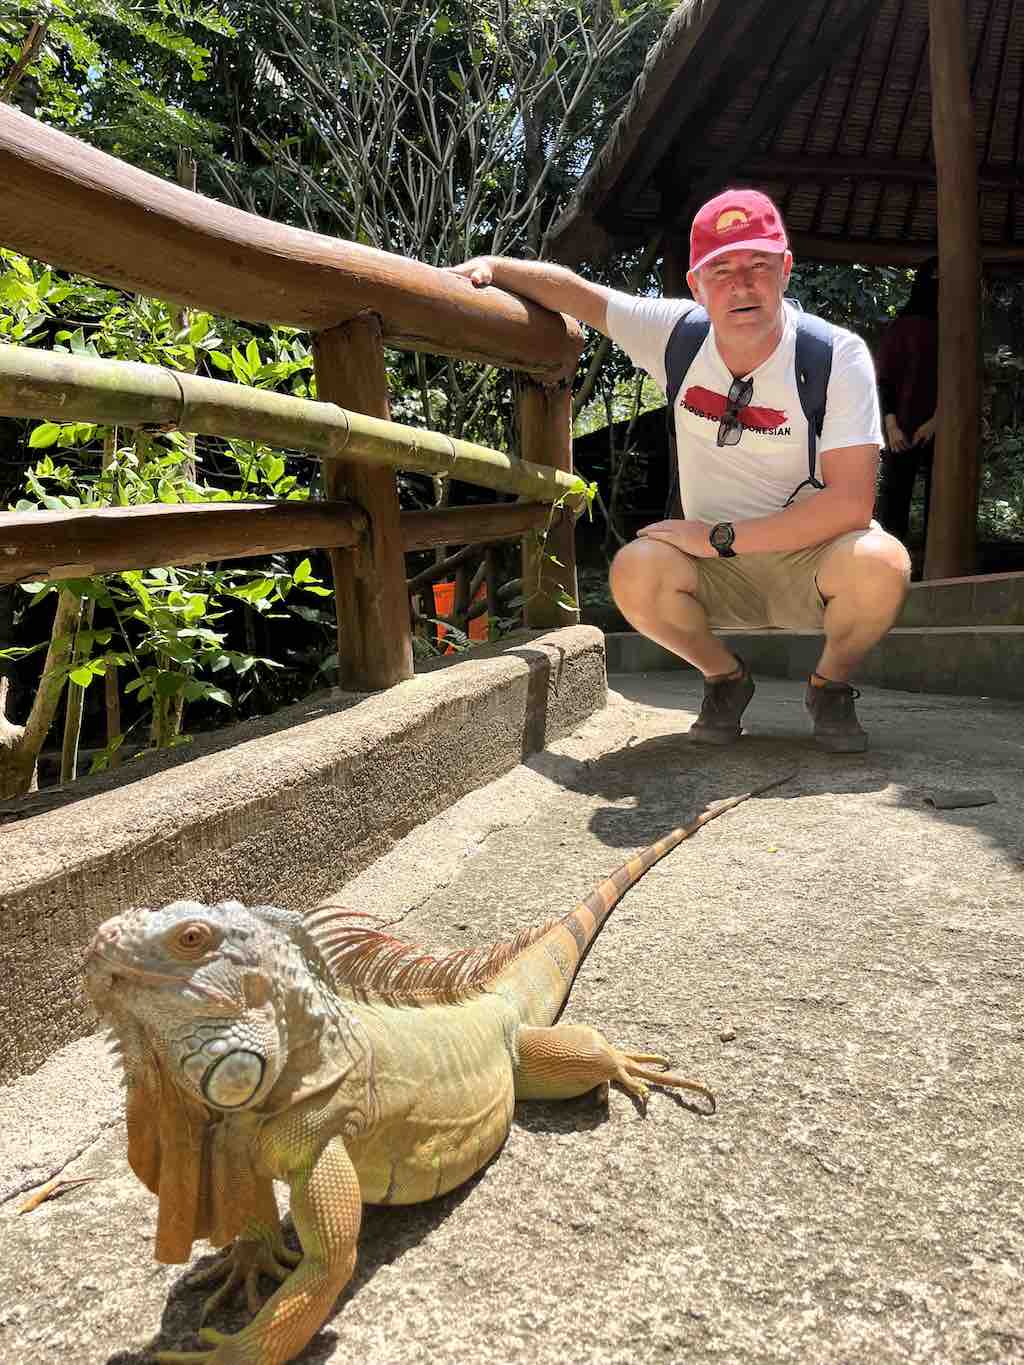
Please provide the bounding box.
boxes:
[664,304,711,411]
[786,311,834,506]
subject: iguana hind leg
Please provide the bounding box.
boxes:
[514,1023,715,1114]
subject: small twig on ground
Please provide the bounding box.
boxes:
[19,1175,97,1213]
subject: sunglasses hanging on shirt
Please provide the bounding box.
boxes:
[717,375,754,447]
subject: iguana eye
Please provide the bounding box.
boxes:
[169,922,215,958]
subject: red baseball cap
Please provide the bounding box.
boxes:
[689,189,789,272]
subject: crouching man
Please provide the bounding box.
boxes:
[451,189,910,751]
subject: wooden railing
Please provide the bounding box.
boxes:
[0,105,585,690]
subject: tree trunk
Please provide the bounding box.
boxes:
[0,589,80,799]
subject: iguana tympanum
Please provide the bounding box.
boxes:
[84,775,789,1365]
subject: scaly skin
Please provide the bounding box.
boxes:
[83,773,791,1364]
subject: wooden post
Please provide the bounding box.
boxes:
[925,0,980,580]
[313,315,413,689]
[518,377,578,629]
[660,234,690,298]
[484,547,500,631]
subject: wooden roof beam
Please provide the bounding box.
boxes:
[1005,0,1024,241]
[984,0,1017,166]
[786,233,1024,264]
[661,1,807,207]
[669,0,876,233]
[612,0,803,210]
[708,153,1024,192]
[853,0,911,240]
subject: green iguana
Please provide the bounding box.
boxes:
[84,774,789,1364]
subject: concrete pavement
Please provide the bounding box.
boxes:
[1,670,1022,1364]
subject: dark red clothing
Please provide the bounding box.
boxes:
[875,314,938,439]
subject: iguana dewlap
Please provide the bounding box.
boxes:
[84,775,788,1364]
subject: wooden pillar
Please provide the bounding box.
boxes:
[518,377,579,629]
[313,314,413,689]
[661,233,691,298]
[925,0,980,580]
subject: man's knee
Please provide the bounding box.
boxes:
[819,527,911,603]
[609,538,698,613]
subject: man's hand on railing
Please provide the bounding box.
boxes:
[447,256,611,336]
[449,257,497,289]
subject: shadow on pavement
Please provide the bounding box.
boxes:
[575,672,1024,864]
[120,1174,486,1365]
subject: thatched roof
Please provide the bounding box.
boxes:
[546,0,1024,267]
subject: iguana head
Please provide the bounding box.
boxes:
[85,898,376,1264]
[85,898,305,1112]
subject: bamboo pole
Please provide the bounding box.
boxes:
[925,0,980,579]
[313,315,412,690]
[0,346,585,504]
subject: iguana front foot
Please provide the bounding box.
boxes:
[186,1235,302,1321]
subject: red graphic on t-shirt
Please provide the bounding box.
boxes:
[682,384,787,432]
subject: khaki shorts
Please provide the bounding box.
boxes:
[694,524,880,631]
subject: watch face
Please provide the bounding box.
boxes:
[711,523,734,550]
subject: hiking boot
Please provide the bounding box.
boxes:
[689,659,755,745]
[804,677,868,752]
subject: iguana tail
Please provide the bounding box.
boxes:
[495,771,795,1028]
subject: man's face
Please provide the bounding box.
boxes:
[687,249,793,347]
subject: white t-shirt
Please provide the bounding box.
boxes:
[604,292,883,524]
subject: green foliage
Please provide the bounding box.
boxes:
[1,1,230,172]
[525,474,598,615]
[788,262,912,341]
[979,345,1024,541]
[0,249,70,344]
[7,436,334,759]
[0,247,337,765]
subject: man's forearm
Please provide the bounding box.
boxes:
[474,258,610,334]
[732,486,873,554]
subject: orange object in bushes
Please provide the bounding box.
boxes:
[432,580,488,651]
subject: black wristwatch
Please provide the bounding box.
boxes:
[709,522,736,557]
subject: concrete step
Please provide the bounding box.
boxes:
[899,569,1024,626]
[605,626,1024,700]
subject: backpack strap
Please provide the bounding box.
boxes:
[786,311,834,505]
[664,305,711,412]
[663,306,712,518]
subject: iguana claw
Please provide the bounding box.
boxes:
[152,1327,243,1363]
[152,1348,217,1363]
[187,1237,302,1320]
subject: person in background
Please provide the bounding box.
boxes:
[875,258,939,550]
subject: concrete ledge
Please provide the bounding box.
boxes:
[0,625,607,1083]
[900,569,1024,626]
[605,626,1024,700]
